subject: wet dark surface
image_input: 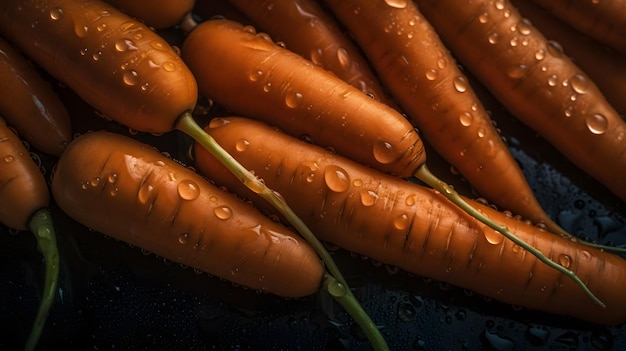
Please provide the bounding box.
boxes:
[2,5,626,351]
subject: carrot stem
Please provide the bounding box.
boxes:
[176,112,389,350]
[24,209,59,351]
[414,164,606,308]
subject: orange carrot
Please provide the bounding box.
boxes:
[51,130,324,297]
[0,36,71,156]
[416,0,626,203]
[194,116,626,325]
[0,116,59,351]
[323,0,567,236]
[227,0,392,102]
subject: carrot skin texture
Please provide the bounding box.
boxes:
[194,116,626,325]
[0,37,72,156]
[181,18,425,178]
[0,0,198,134]
[511,0,626,117]
[324,0,559,231]
[51,131,324,298]
[228,0,392,103]
[527,0,626,54]
[104,0,196,29]
[416,0,626,202]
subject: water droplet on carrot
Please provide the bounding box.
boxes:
[336,47,349,69]
[488,32,499,44]
[285,91,303,108]
[478,12,489,23]
[547,74,558,87]
[534,49,545,60]
[494,0,505,10]
[92,51,102,61]
[137,183,155,204]
[570,74,589,94]
[352,179,363,187]
[384,0,408,8]
[235,138,250,152]
[122,70,138,85]
[96,23,107,32]
[360,190,378,207]
[4,155,14,163]
[108,173,118,184]
[484,229,504,245]
[263,82,272,92]
[393,214,410,230]
[459,112,473,126]
[558,254,571,268]
[586,114,608,134]
[162,62,176,72]
[248,69,263,82]
[547,40,564,56]
[507,64,527,79]
[518,19,532,35]
[213,206,233,220]
[75,23,88,38]
[178,233,189,244]
[178,179,200,200]
[425,69,438,81]
[49,7,64,21]
[324,165,350,193]
[373,141,397,164]
[453,76,468,93]
[89,177,101,187]
[115,38,137,52]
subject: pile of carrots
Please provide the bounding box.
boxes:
[1,0,625,349]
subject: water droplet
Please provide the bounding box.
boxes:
[324,165,350,192]
[393,213,410,230]
[547,74,558,87]
[235,138,250,152]
[137,183,155,204]
[384,0,408,8]
[115,38,137,52]
[397,302,416,322]
[405,194,416,206]
[525,326,550,347]
[484,229,504,245]
[518,19,532,35]
[509,37,519,47]
[108,173,118,184]
[285,91,303,108]
[478,12,489,23]
[507,64,527,79]
[547,40,564,56]
[177,179,200,200]
[570,74,589,94]
[557,254,571,268]
[459,112,473,126]
[178,233,189,244]
[96,23,107,32]
[586,114,608,134]
[425,69,438,81]
[75,23,88,38]
[477,128,486,138]
[494,0,505,10]
[453,76,468,93]
[372,140,397,164]
[336,47,349,69]
[49,7,64,20]
[162,62,176,72]
[488,32,499,44]
[249,69,263,82]
[534,49,545,60]
[4,155,14,163]
[213,206,233,220]
[122,70,138,85]
[92,51,102,61]
[352,179,363,187]
[360,190,378,206]
[482,329,515,351]
[263,82,272,92]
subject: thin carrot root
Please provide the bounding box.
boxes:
[175,112,390,351]
[414,165,606,309]
[24,209,59,351]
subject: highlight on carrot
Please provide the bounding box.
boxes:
[415,0,626,205]
[323,0,569,238]
[194,116,626,325]
[0,36,72,156]
[227,0,393,103]
[179,16,609,292]
[0,116,59,351]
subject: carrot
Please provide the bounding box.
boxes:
[0,3,388,348]
[415,0,626,203]
[226,0,392,103]
[193,116,626,325]
[50,130,324,297]
[0,116,59,351]
[104,0,196,29]
[526,0,626,54]
[511,0,626,117]
[0,36,71,156]
[323,0,569,238]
